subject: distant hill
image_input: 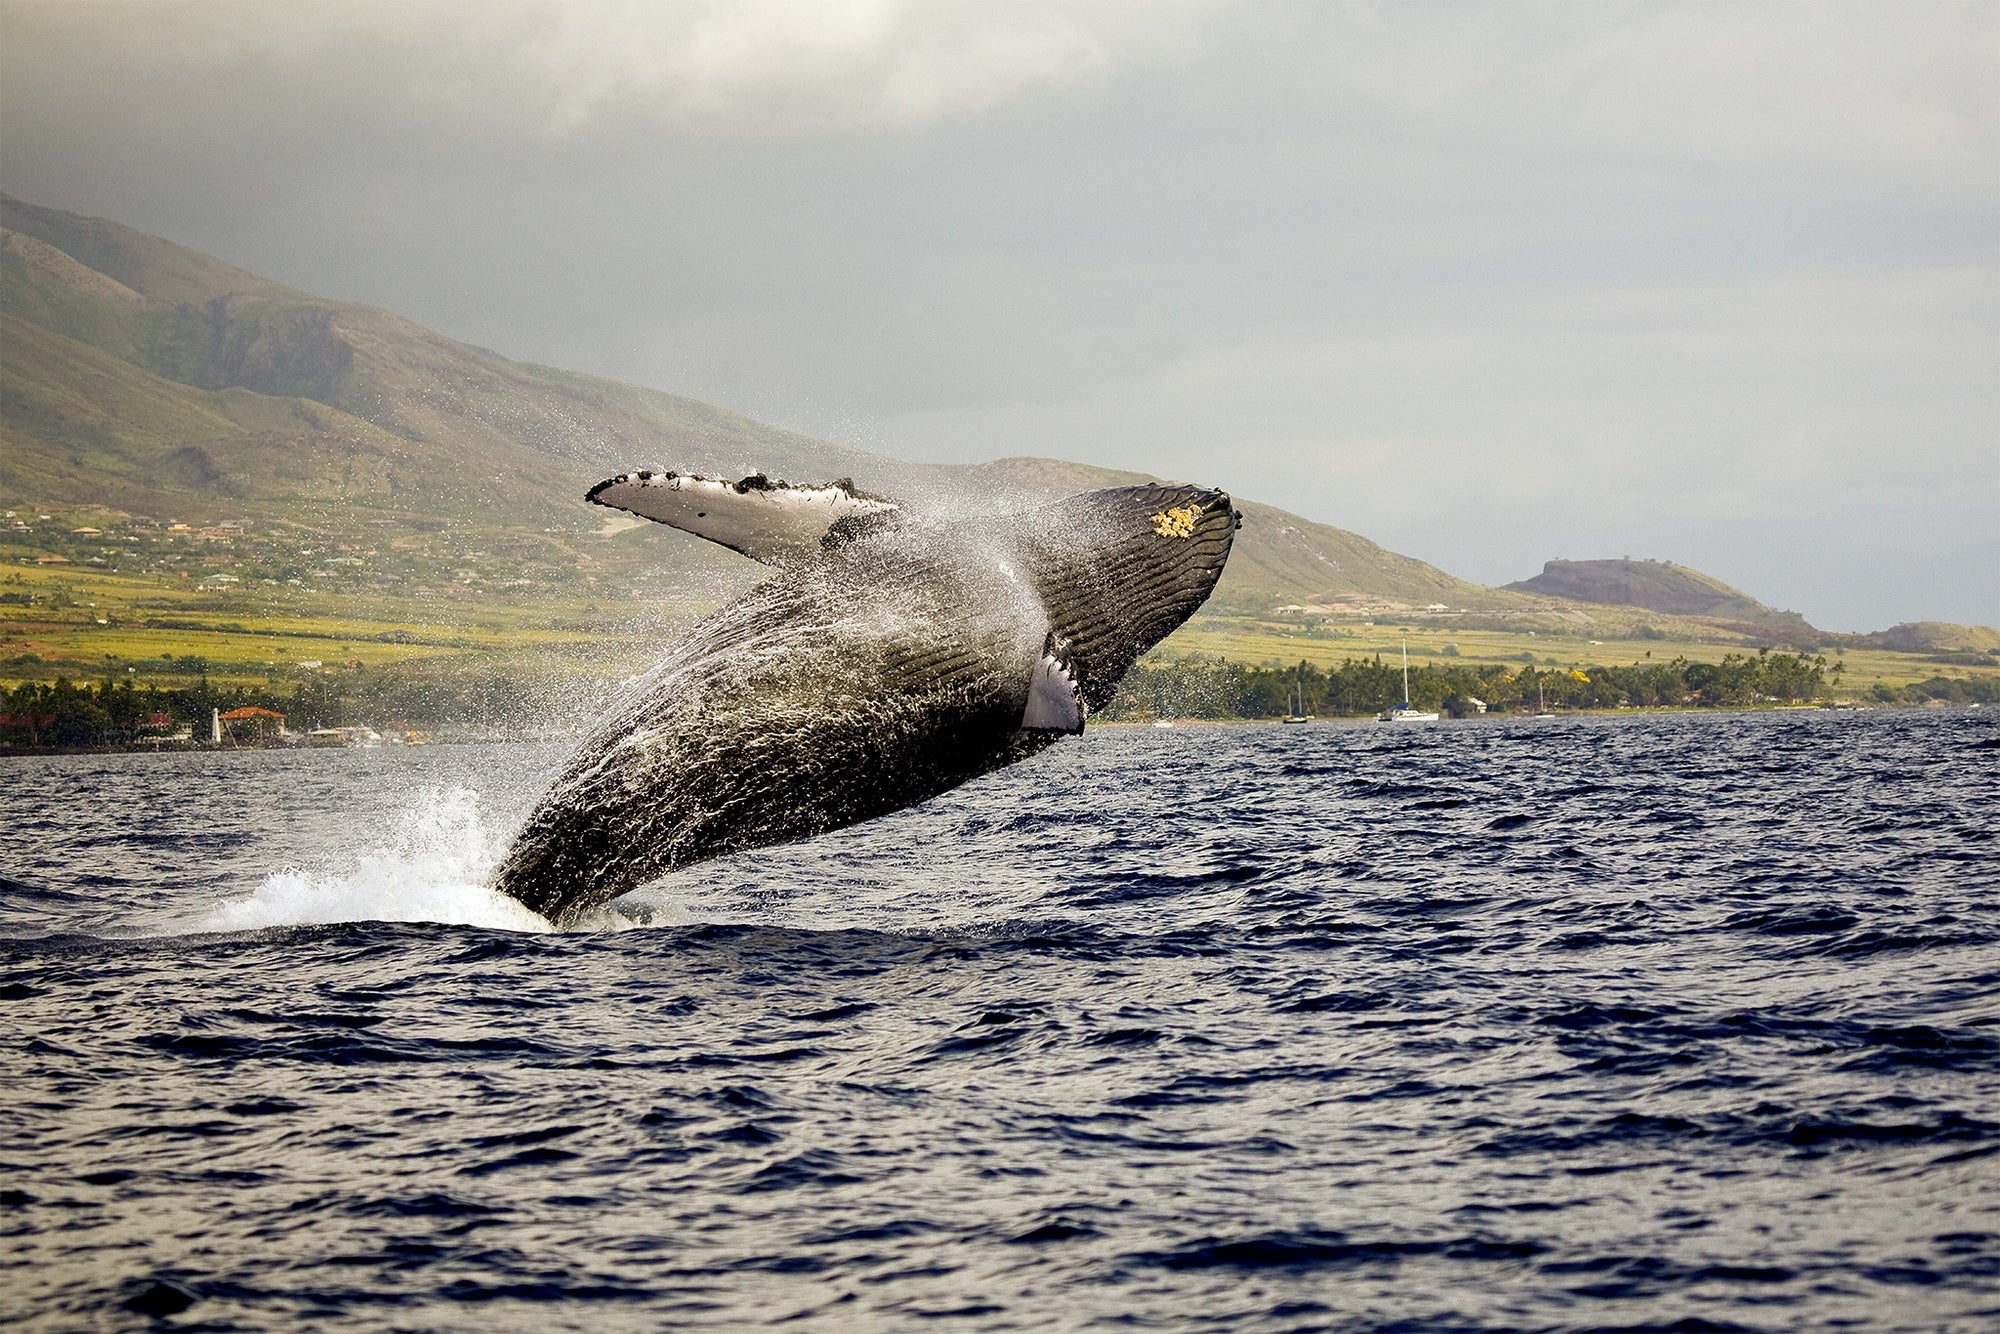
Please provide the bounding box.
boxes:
[1,193,1501,615]
[1505,558,1815,635]
[1861,622,2000,654]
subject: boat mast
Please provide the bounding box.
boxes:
[1401,638,1411,706]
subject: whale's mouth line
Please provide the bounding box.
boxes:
[1022,636,1086,734]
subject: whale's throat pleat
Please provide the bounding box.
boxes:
[491,554,1052,922]
[588,470,899,566]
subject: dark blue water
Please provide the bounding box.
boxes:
[3,710,1997,1331]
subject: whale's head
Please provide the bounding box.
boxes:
[1018,484,1238,711]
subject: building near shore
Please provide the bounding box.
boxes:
[305,725,383,748]
[219,706,285,741]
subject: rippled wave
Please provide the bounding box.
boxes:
[2,710,1997,1330]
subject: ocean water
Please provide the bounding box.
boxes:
[2,710,1996,1331]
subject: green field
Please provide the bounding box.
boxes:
[1163,614,1995,697]
[2,546,680,694]
[0,500,757,694]
[9,537,1995,713]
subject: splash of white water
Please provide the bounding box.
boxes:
[197,787,552,934]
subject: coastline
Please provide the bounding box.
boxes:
[4,700,1982,757]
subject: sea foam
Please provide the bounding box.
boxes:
[197,787,551,934]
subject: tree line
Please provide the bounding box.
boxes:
[4,649,1994,748]
[0,667,607,748]
[1100,650,1998,720]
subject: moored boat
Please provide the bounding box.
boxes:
[1378,639,1439,722]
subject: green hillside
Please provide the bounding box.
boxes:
[0,314,568,520]
[1,195,882,491]
[4,192,1995,720]
[0,194,1509,615]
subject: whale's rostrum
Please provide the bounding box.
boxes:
[492,470,1238,924]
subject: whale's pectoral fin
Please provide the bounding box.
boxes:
[1021,643,1086,734]
[587,470,900,566]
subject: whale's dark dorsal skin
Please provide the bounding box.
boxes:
[492,473,1238,924]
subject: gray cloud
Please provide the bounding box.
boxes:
[3,0,1994,629]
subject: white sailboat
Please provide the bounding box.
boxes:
[1378,639,1439,722]
[1284,662,1311,723]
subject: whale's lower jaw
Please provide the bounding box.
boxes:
[493,716,1057,926]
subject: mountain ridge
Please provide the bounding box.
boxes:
[4,193,1989,646]
[1,192,1519,615]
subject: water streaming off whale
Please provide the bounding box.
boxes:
[3,710,1997,1331]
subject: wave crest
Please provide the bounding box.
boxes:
[198,788,550,934]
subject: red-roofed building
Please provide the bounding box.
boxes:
[218,705,285,739]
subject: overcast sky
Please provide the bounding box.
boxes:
[3,1,1994,629]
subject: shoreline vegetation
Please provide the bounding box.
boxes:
[1095,648,2000,720]
[5,649,1993,754]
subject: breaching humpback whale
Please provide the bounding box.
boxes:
[492,469,1238,924]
